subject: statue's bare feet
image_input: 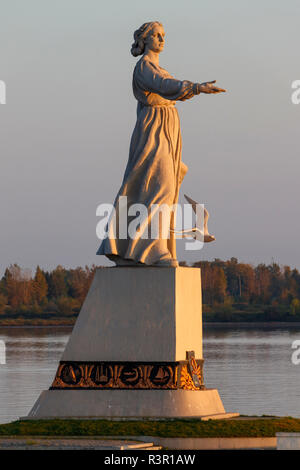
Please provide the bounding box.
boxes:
[154,258,179,267]
[107,255,142,266]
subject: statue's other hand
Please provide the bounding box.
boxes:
[199,80,226,94]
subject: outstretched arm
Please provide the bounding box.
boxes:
[135,60,226,101]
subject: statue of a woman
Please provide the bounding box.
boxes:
[97,21,225,267]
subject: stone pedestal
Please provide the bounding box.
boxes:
[27,267,235,419]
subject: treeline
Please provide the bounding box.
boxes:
[0,264,96,317]
[183,258,300,320]
[1,258,300,321]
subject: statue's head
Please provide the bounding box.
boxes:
[131,22,165,57]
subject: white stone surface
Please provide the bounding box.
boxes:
[26,266,235,420]
[62,267,202,362]
[97,22,225,267]
[28,389,225,419]
[277,433,300,450]
[136,435,276,450]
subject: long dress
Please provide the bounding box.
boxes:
[97,56,198,265]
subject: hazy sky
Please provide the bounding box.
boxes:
[1,0,299,275]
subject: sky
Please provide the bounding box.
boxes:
[0,0,300,276]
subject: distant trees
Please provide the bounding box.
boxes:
[46,266,68,299]
[33,266,48,304]
[0,264,97,316]
[0,264,32,309]
[0,259,300,318]
[0,294,7,315]
[191,257,300,312]
[193,261,227,304]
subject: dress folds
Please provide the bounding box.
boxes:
[97,57,197,265]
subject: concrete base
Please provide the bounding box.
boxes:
[27,267,237,420]
[28,389,229,419]
[277,433,300,450]
[131,436,276,450]
[61,267,203,362]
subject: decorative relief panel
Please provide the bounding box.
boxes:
[50,360,204,391]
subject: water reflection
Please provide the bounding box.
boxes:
[0,325,299,423]
[203,324,300,417]
[0,327,70,424]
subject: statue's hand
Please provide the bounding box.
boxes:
[198,80,226,94]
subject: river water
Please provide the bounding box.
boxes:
[0,324,299,423]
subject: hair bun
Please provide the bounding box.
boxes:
[131,21,162,57]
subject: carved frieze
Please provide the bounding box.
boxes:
[50,360,204,391]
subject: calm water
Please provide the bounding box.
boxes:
[0,325,299,423]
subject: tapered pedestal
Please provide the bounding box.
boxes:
[27,267,235,419]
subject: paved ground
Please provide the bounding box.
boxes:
[0,437,160,450]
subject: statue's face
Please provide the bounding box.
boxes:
[146,24,165,53]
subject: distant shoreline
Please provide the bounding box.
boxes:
[2,260,300,326]
[1,320,300,328]
[203,321,300,328]
[0,315,76,327]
